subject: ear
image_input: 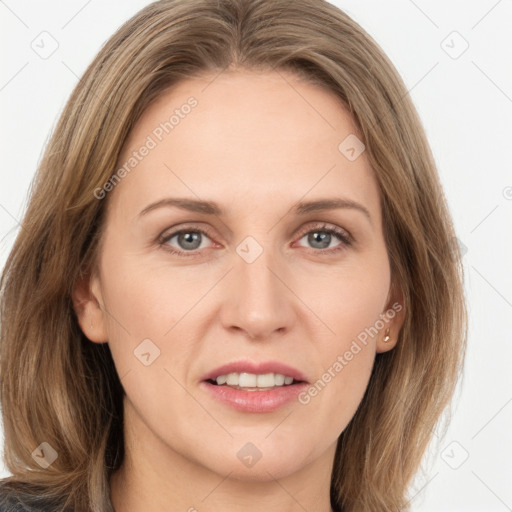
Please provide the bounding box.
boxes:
[72,269,109,343]
[376,279,406,354]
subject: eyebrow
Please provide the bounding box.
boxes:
[138,197,372,224]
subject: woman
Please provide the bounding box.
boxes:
[0,0,467,511]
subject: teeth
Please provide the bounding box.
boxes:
[216,374,227,385]
[214,372,296,388]
[226,373,238,386]
[239,372,257,387]
[257,373,274,387]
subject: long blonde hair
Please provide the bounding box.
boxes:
[0,1,467,510]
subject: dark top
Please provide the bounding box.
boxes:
[0,482,63,512]
[0,494,38,512]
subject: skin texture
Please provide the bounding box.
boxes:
[73,69,404,512]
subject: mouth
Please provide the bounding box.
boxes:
[200,361,309,413]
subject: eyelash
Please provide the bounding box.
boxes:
[158,223,353,258]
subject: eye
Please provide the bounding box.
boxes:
[294,223,353,254]
[159,226,215,257]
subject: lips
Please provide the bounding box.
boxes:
[200,360,309,413]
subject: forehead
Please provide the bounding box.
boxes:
[109,69,381,223]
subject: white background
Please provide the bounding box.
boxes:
[1,1,511,510]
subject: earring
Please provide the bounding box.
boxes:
[383,328,391,343]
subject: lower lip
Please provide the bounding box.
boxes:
[201,381,309,413]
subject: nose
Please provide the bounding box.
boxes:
[219,244,296,341]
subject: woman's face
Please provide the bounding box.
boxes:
[77,69,403,482]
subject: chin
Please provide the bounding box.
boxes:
[201,440,309,482]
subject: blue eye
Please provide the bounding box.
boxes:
[295,224,353,253]
[160,228,213,255]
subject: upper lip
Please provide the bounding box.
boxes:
[201,360,309,383]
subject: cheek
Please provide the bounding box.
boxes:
[97,250,209,387]
[294,255,389,418]
[100,251,205,338]
[295,250,390,342]
[293,326,377,454]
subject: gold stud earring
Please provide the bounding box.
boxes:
[383,328,391,343]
